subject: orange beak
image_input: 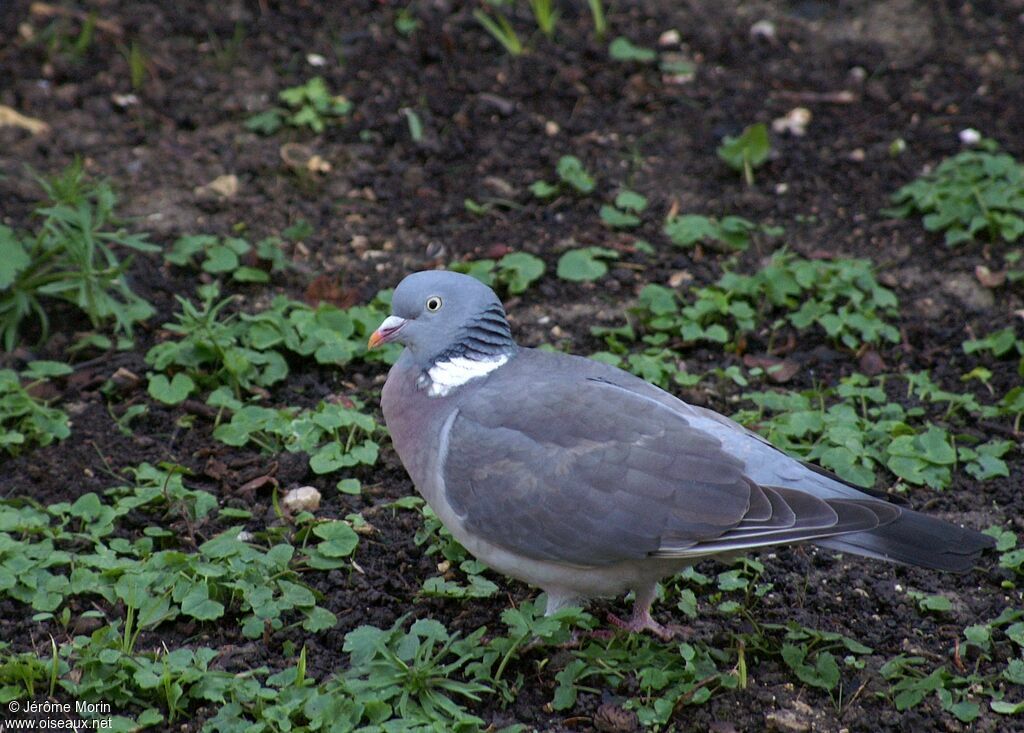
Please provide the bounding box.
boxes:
[368,315,407,349]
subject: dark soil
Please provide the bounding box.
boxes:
[1,1,1023,731]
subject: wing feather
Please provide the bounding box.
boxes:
[443,363,889,566]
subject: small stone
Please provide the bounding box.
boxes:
[594,702,639,733]
[848,148,866,162]
[750,19,776,41]
[195,174,239,199]
[959,127,982,145]
[544,119,560,136]
[858,349,886,376]
[943,271,995,311]
[306,53,327,67]
[709,723,739,733]
[282,486,321,513]
[772,107,811,136]
[766,709,810,733]
[658,29,681,46]
[668,270,693,288]
[111,93,139,107]
[111,367,140,389]
[483,176,516,197]
[974,265,1005,288]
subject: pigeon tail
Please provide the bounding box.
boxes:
[815,510,995,572]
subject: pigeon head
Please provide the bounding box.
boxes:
[369,270,516,366]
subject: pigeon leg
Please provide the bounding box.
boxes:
[607,584,690,641]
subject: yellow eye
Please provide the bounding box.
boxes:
[425,296,443,312]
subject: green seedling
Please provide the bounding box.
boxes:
[600,189,648,228]
[403,107,424,142]
[207,22,248,71]
[557,246,619,282]
[586,0,607,38]
[0,162,157,350]
[885,141,1024,246]
[245,76,353,135]
[473,7,524,56]
[342,617,492,728]
[395,6,420,36]
[0,641,65,702]
[165,234,289,283]
[733,373,1013,490]
[532,155,597,198]
[0,361,72,455]
[29,11,96,62]
[556,155,596,193]
[664,213,772,251]
[718,123,770,186]
[120,40,148,90]
[415,505,499,600]
[213,399,380,483]
[529,0,559,37]
[450,252,545,294]
[906,590,953,614]
[626,251,899,351]
[146,283,394,401]
[963,326,1024,379]
[609,36,656,62]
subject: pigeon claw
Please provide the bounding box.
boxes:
[607,610,688,642]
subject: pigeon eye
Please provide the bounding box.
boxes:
[425,296,443,312]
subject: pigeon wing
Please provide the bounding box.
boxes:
[441,369,887,567]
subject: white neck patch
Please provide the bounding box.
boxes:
[420,355,508,397]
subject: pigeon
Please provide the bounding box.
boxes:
[369,270,994,638]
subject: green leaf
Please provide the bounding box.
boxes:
[664,215,717,247]
[599,205,641,228]
[302,606,337,632]
[181,585,225,620]
[497,252,545,294]
[147,373,195,405]
[992,700,1024,714]
[0,227,31,288]
[245,109,284,135]
[615,190,648,212]
[919,594,952,612]
[530,180,559,199]
[202,245,240,273]
[609,36,657,63]
[947,701,979,723]
[23,361,74,379]
[717,123,770,182]
[556,247,619,282]
[336,478,361,495]
[556,156,596,194]
[312,521,360,557]
[233,267,270,283]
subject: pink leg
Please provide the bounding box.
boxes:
[607,585,690,641]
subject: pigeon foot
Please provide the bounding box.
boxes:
[607,609,689,641]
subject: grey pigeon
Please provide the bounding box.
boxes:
[370,270,994,638]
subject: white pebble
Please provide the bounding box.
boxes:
[282,486,322,513]
[772,107,812,136]
[658,29,681,46]
[749,19,776,41]
[959,128,982,145]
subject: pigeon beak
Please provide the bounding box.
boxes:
[368,315,407,349]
